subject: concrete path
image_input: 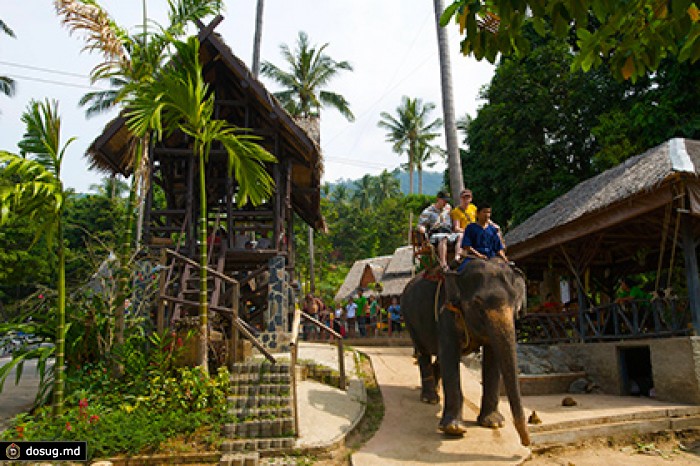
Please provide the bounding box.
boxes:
[351,346,531,466]
[0,357,48,432]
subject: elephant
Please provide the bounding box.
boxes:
[401,257,530,446]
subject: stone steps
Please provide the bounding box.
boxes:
[220,360,297,462]
[530,406,700,446]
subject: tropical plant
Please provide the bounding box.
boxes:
[123,36,276,373]
[373,169,401,203]
[352,175,374,210]
[261,31,355,121]
[378,96,443,194]
[54,0,223,356]
[440,0,700,81]
[433,0,464,199]
[0,18,15,99]
[89,175,129,200]
[0,99,75,415]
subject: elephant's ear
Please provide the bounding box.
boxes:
[511,267,527,319]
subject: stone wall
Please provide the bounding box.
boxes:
[558,336,700,404]
[257,256,292,353]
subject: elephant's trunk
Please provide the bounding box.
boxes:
[486,305,530,446]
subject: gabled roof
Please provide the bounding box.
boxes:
[505,138,700,262]
[334,246,415,302]
[85,16,324,229]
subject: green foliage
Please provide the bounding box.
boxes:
[442,0,700,81]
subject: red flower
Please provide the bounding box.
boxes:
[38,294,44,299]
[78,398,89,408]
[65,422,72,431]
[16,426,24,439]
[89,414,100,424]
[176,337,183,347]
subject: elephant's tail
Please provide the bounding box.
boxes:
[486,305,531,446]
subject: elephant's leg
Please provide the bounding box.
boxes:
[417,352,440,404]
[437,310,465,435]
[477,344,505,428]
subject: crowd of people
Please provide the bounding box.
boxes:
[299,289,404,341]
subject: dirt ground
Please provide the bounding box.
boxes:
[523,430,700,465]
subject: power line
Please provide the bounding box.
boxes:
[3,73,108,91]
[0,60,89,79]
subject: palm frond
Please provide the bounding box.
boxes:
[0,76,15,97]
[319,91,355,121]
[53,0,127,67]
[0,19,15,38]
[79,90,119,118]
[165,0,223,37]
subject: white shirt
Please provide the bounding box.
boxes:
[345,301,357,319]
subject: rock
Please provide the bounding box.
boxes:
[562,396,577,407]
[569,377,590,394]
[528,410,542,424]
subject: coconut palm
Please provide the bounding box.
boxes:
[433,0,464,200]
[330,184,350,205]
[90,175,129,200]
[261,31,354,121]
[378,96,442,194]
[0,99,75,415]
[123,36,276,373]
[0,18,16,98]
[352,174,374,210]
[373,169,401,203]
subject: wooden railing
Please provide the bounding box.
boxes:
[158,248,276,365]
[517,298,692,344]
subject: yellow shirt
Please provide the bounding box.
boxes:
[450,204,476,230]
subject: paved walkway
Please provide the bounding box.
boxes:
[351,346,530,466]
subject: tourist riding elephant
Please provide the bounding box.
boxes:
[401,257,530,446]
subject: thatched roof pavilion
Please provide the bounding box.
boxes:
[334,246,414,303]
[504,138,700,331]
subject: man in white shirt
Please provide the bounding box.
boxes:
[345,299,357,338]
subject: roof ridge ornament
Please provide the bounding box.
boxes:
[669,138,695,173]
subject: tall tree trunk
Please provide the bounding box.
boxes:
[433,0,464,200]
[252,0,264,78]
[53,214,66,415]
[197,147,209,375]
[308,226,315,293]
[418,165,423,194]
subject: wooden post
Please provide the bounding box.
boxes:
[337,339,346,390]
[229,281,240,368]
[681,216,700,334]
[156,248,168,334]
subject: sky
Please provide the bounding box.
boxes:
[1,0,495,193]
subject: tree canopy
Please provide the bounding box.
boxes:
[441,0,700,80]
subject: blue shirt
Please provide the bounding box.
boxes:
[461,222,503,259]
[387,304,401,322]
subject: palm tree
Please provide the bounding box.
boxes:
[262,30,353,293]
[124,36,276,373]
[55,0,222,355]
[373,169,401,203]
[353,174,374,210]
[90,175,129,200]
[0,18,16,99]
[261,31,355,121]
[433,0,464,200]
[330,184,350,204]
[378,96,442,194]
[0,99,75,415]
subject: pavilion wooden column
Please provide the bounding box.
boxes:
[681,215,700,334]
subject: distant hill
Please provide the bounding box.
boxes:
[330,169,445,196]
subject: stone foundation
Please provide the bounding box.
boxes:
[558,336,700,404]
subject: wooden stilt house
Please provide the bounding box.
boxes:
[86,17,323,349]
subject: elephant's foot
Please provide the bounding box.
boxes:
[439,419,466,436]
[420,390,440,404]
[478,411,505,428]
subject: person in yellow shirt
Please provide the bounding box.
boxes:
[451,189,477,260]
